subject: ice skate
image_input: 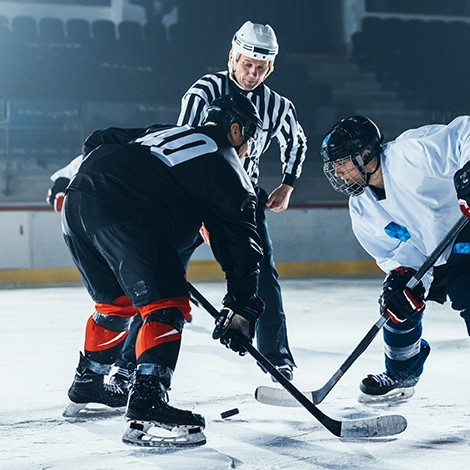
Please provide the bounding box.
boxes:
[107,365,131,390]
[122,374,206,447]
[271,364,294,383]
[258,362,294,382]
[358,372,418,404]
[63,352,128,417]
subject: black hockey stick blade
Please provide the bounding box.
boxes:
[256,313,389,407]
[256,214,469,408]
[187,282,407,438]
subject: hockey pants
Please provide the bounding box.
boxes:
[446,223,470,335]
[62,191,192,380]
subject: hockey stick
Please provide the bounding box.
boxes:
[187,282,407,438]
[255,214,469,408]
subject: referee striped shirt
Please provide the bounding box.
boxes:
[177,70,307,187]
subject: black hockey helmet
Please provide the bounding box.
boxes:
[321,115,383,196]
[203,93,262,141]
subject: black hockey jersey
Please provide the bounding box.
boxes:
[68,123,263,297]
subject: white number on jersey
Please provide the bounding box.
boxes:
[135,125,218,167]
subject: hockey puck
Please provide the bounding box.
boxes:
[220,408,239,419]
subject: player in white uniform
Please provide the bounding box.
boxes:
[321,115,470,401]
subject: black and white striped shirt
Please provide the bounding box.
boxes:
[177,70,307,187]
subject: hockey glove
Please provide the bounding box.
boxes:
[46,177,70,212]
[454,161,470,219]
[212,293,265,356]
[380,267,425,323]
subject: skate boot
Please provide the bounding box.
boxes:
[358,372,418,403]
[271,364,294,383]
[123,373,206,447]
[63,352,128,417]
[108,366,131,390]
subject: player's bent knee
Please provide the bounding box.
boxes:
[142,308,186,333]
[91,310,133,332]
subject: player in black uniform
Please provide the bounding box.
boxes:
[61,94,264,446]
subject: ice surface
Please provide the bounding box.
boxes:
[1,278,469,469]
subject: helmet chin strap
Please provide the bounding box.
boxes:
[364,155,381,186]
[353,153,381,188]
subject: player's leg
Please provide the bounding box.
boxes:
[110,313,141,387]
[359,312,430,401]
[254,186,295,379]
[62,192,138,412]
[113,230,205,435]
[109,234,203,386]
[126,298,203,428]
[446,223,470,335]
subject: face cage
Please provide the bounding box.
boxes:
[323,156,368,197]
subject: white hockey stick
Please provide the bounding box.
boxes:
[256,215,469,407]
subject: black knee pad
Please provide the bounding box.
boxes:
[92,311,134,332]
[143,307,186,333]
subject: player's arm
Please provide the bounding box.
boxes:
[46,155,83,212]
[82,126,151,156]
[205,160,264,354]
[209,199,264,355]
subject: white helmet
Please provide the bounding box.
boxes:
[231,21,279,62]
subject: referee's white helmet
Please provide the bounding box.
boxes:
[231,21,279,62]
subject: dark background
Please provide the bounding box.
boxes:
[1,0,470,204]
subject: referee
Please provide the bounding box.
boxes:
[177,21,308,380]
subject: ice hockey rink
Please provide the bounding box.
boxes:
[1,277,469,470]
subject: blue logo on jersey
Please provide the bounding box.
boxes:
[384,222,411,242]
[453,243,470,254]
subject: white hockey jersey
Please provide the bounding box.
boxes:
[50,154,83,182]
[350,116,470,286]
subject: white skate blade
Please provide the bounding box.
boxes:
[63,401,126,418]
[358,386,415,405]
[122,420,207,448]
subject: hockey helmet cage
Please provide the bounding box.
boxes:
[321,116,383,196]
[203,93,262,141]
[232,21,279,62]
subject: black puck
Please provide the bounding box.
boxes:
[221,408,239,419]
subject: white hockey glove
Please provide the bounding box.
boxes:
[46,177,70,212]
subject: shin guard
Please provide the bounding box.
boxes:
[84,295,137,364]
[135,297,190,389]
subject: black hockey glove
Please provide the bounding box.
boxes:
[46,177,70,212]
[454,161,470,219]
[380,267,425,323]
[212,293,265,356]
